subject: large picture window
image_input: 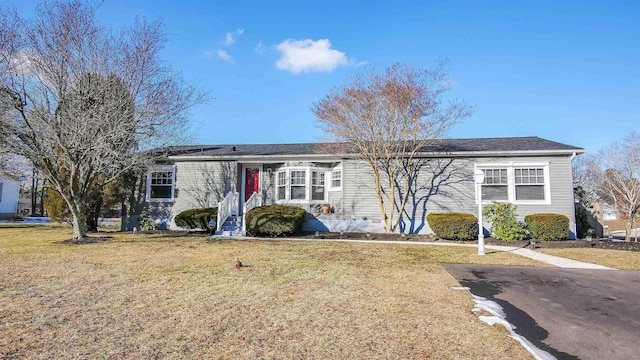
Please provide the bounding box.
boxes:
[146,166,176,202]
[477,164,549,204]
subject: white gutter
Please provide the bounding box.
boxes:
[570,151,577,161]
[167,149,586,161]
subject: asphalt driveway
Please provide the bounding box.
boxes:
[444,264,640,360]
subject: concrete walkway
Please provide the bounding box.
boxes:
[486,245,617,270]
[229,236,617,270]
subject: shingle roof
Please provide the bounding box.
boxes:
[158,136,584,158]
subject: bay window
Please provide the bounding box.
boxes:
[275,165,339,203]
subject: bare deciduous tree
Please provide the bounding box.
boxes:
[312,62,473,232]
[589,133,640,242]
[0,1,206,239]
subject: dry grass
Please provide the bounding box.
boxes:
[540,248,640,271]
[0,225,541,359]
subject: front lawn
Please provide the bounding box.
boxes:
[0,225,539,359]
[540,248,640,271]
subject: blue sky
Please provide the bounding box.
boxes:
[8,0,639,153]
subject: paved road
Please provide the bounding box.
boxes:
[444,264,640,360]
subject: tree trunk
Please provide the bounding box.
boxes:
[68,200,88,239]
[31,169,38,216]
[86,196,103,232]
[624,217,632,242]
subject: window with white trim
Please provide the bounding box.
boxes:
[330,168,342,190]
[146,166,176,202]
[290,170,306,200]
[514,168,545,201]
[275,165,335,203]
[482,169,508,201]
[276,170,286,200]
[477,163,550,204]
[311,171,325,201]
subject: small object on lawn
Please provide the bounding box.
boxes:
[132,227,137,235]
[366,232,371,239]
[235,258,243,269]
[340,230,344,239]
[401,233,405,240]
[530,239,537,250]
[315,231,320,239]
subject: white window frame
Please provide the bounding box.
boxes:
[329,167,342,191]
[289,169,307,201]
[311,170,327,201]
[275,166,330,204]
[276,170,287,201]
[146,165,176,203]
[474,162,551,205]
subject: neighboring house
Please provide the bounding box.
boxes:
[0,177,21,220]
[121,136,585,238]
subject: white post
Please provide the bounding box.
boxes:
[477,182,485,255]
[474,169,486,256]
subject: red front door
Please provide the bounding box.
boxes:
[244,167,260,202]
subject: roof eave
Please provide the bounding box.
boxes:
[166,148,585,161]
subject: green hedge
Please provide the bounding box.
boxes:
[245,205,306,237]
[427,212,478,240]
[525,213,569,241]
[174,207,218,230]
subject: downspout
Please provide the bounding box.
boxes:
[569,151,578,239]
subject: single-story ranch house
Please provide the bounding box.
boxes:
[121,136,585,238]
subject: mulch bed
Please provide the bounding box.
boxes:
[295,232,640,252]
[58,236,113,245]
[72,229,640,252]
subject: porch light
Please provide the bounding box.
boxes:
[474,169,486,256]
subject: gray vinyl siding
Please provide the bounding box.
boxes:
[344,155,577,236]
[142,161,237,227]
[172,161,237,214]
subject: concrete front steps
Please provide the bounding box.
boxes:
[213,215,243,237]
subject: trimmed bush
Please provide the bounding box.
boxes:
[138,212,158,232]
[525,213,569,241]
[174,207,218,230]
[245,205,306,237]
[427,213,478,240]
[483,203,528,242]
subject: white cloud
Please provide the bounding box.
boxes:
[216,49,233,63]
[254,40,265,54]
[225,29,244,46]
[275,39,348,74]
